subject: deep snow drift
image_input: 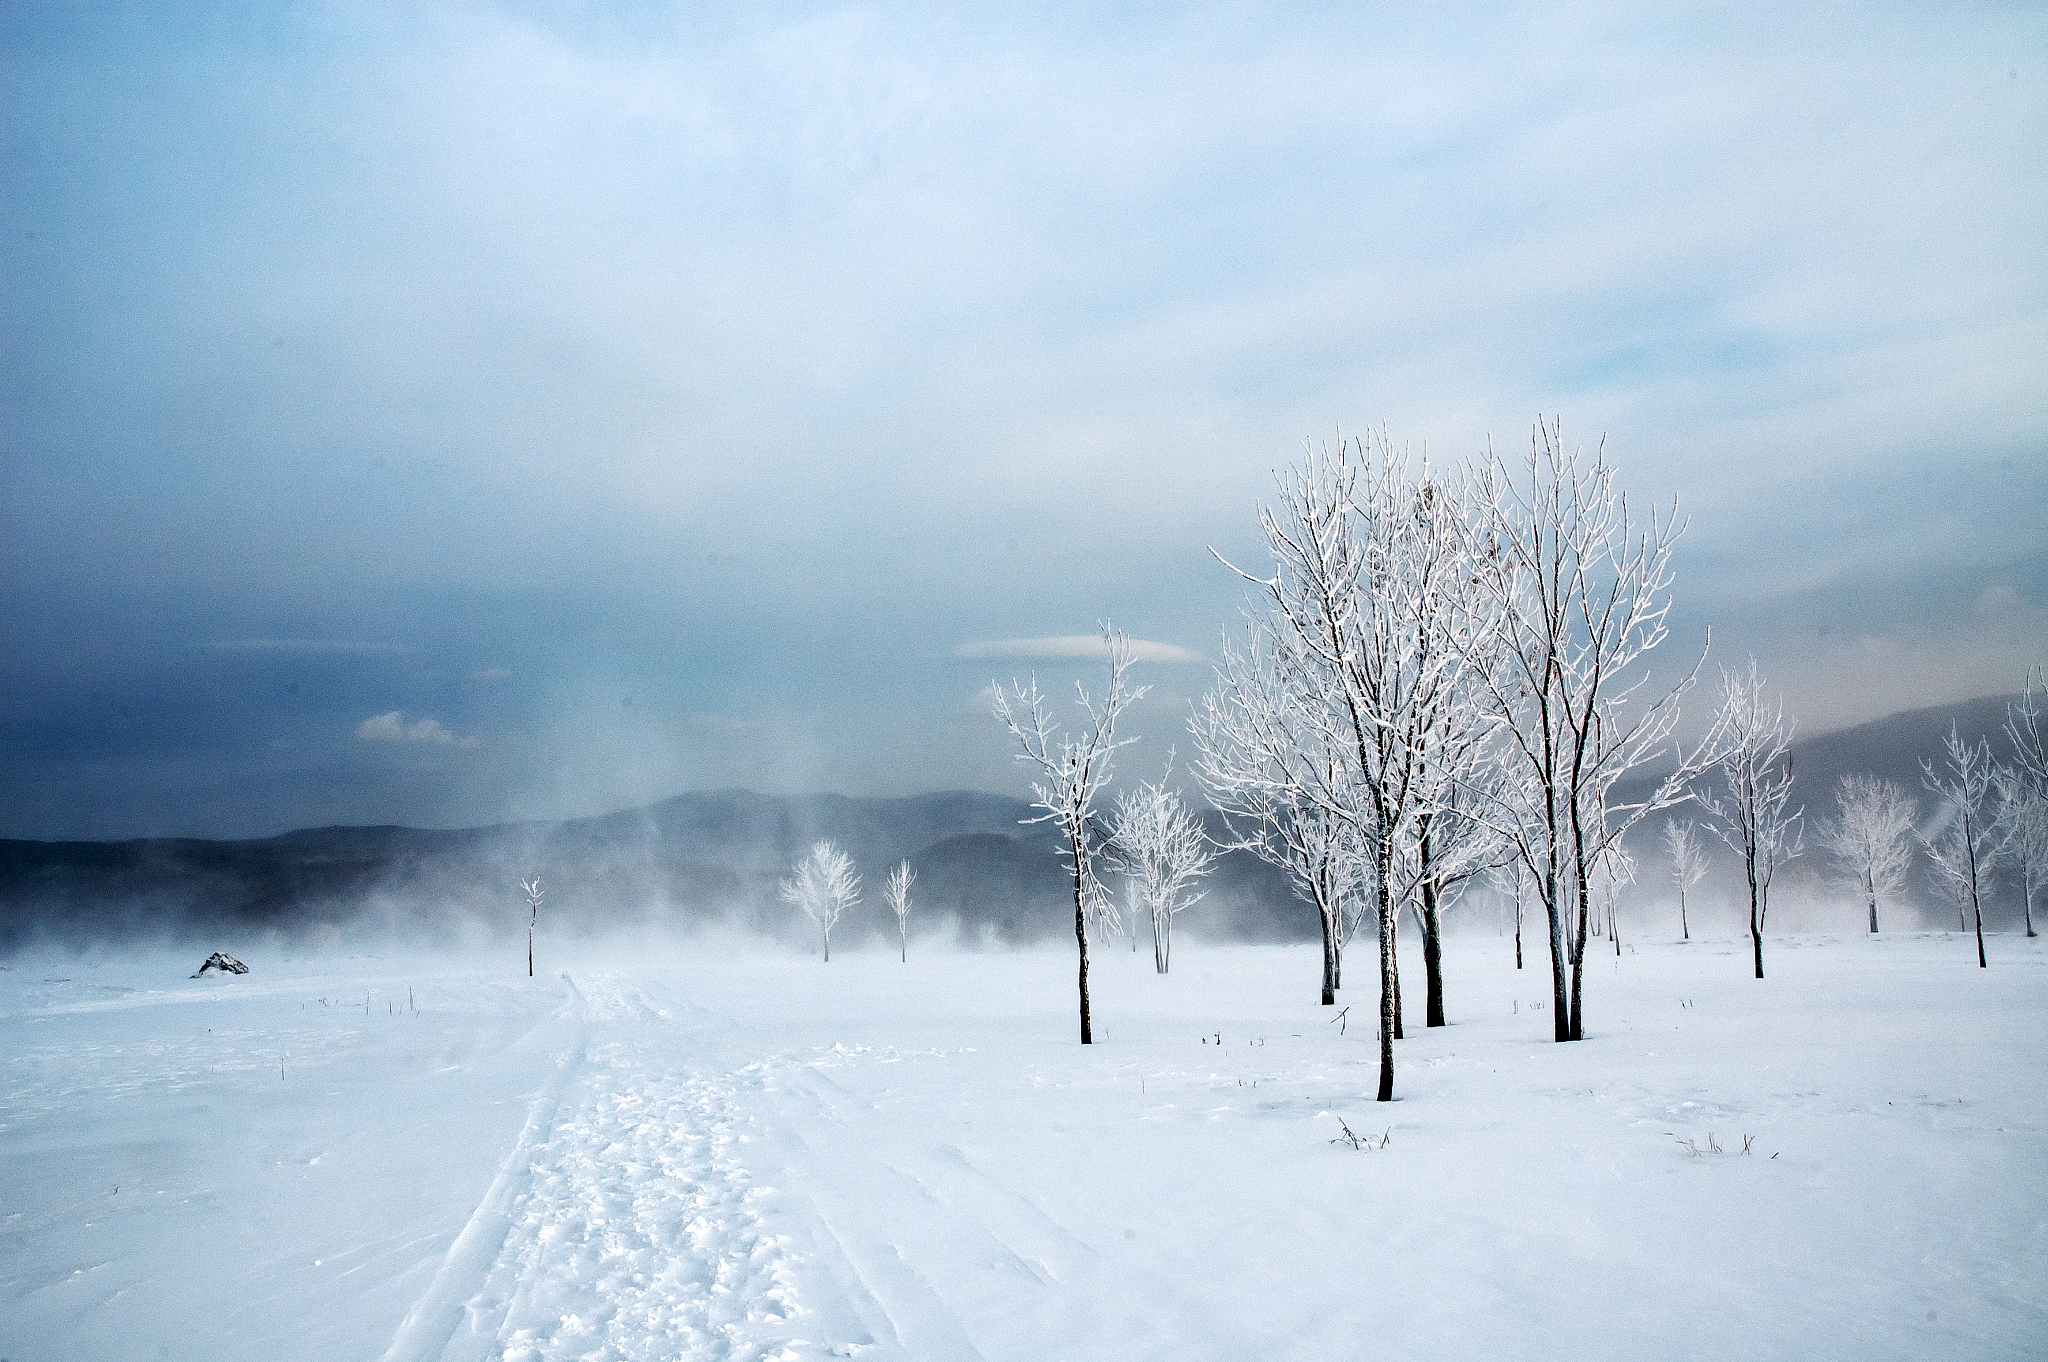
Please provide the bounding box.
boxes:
[3,930,2043,1361]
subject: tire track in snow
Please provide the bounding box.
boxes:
[382,972,591,1362]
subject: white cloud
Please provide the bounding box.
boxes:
[953,636,1204,663]
[354,711,479,748]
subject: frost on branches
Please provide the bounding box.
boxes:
[1467,420,1718,1040]
[1814,775,1916,934]
[1921,724,1997,968]
[1110,755,1218,974]
[1660,818,1707,941]
[992,625,1147,1044]
[885,860,916,962]
[779,841,861,963]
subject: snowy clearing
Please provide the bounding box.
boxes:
[3,931,2043,1361]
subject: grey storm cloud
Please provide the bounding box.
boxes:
[1,3,2042,839]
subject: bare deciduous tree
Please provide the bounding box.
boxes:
[1486,859,1529,968]
[1922,724,1996,968]
[522,876,543,978]
[1469,420,1718,1039]
[993,626,1146,1044]
[1209,434,1489,1099]
[1699,659,1802,980]
[1993,768,2044,939]
[885,860,915,961]
[1661,818,1707,940]
[779,840,861,962]
[1110,757,1218,973]
[1193,620,1367,1004]
[1999,669,2047,939]
[1813,774,1916,934]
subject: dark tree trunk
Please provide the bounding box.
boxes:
[1376,878,1396,1102]
[1680,890,1689,941]
[1545,888,1569,1043]
[1867,872,1879,933]
[1421,890,1444,1028]
[1968,831,1986,968]
[528,926,534,979]
[1073,858,1093,1044]
[1318,893,1337,1006]
[1390,908,1405,1041]
[1420,827,1445,1028]
[1748,855,1764,980]
[1514,893,1523,968]
[1569,889,1587,1041]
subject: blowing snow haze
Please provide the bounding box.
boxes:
[2,5,2044,840]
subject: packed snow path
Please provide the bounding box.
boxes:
[4,933,2047,1360]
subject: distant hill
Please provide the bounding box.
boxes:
[0,789,1294,953]
[5,693,2035,951]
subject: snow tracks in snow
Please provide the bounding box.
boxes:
[384,975,806,1362]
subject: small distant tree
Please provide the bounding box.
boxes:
[1660,819,1707,940]
[993,625,1147,1044]
[885,860,916,961]
[1698,659,1802,980]
[780,840,861,962]
[1111,758,1219,974]
[1922,724,1996,968]
[1486,858,1529,968]
[522,876,543,977]
[1813,774,1916,934]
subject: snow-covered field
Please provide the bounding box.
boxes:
[3,929,2043,1361]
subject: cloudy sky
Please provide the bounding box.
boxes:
[3,3,2043,840]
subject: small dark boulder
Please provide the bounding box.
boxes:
[192,952,249,977]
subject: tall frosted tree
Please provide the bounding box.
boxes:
[1922,724,1996,968]
[993,626,1146,1044]
[1193,619,1368,1005]
[1699,659,1802,980]
[1468,420,1718,1039]
[1814,774,1916,934]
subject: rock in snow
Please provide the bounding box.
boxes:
[190,951,249,977]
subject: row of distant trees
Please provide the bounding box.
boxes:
[983,419,2046,1104]
[1661,689,2045,966]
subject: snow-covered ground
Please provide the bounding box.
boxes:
[4,929,2043,1361]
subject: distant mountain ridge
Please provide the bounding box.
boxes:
[0,788,1296,952]
[3,692,2034,950]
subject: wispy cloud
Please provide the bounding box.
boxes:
[354,711,479,748]
[214,639,411,655]
[953,636,1204,664]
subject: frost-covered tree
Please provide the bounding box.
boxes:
[1486,859,1529,968]
[779,840,861,962]
[1999,670,2047,939]
[1661,818,1707,940]
[884,860,915,961]
[1193,620,1368,1004]
[993,626,1146,1044]
[1208,434,1493,1098]
[522,876,544,978]
[1468,420,1719,1039]
[1699,659,1802,980]
[1921,724,1996,968]
[1992,768,2044,939]
[1813,774,1916,934]
[1110,758,1218,974]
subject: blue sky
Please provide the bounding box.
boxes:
[3,3,2043,839]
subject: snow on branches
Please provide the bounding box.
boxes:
[1110,755,1217,974]
[1813,775,1916,935]
[1699,658,1802,980]
[992,624,1148,1044]
[780,841,861,963]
